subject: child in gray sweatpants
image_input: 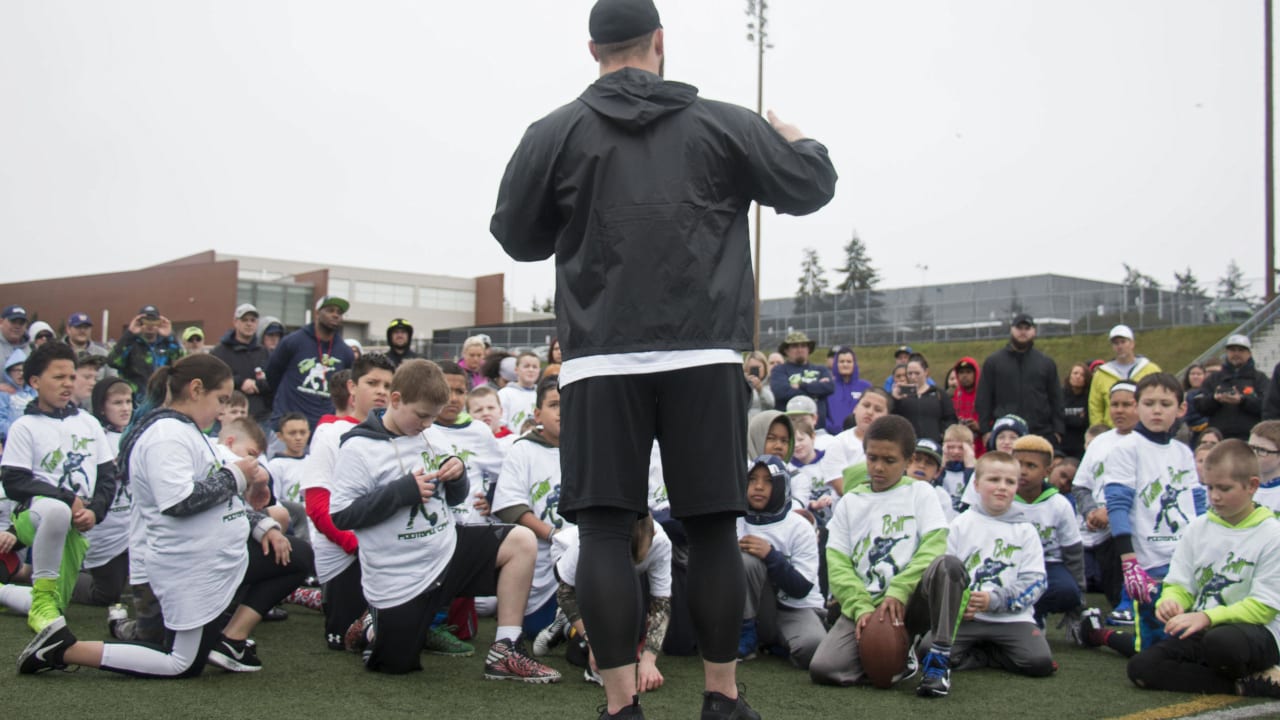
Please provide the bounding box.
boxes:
[736,455,827,668]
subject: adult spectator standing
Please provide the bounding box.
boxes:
[491,0,836,714]
[210,303,273,425]
[825,346,871,435]
[1196,334,1266,440]
[771,332,835,433]
[881,345,913,390]
[181,326,206,355]
[1087,324,1160,427]
[259,316,286,354]
[61,311,110,371]
[0,304,29,366]
[384,318,420,368]
[106,304,183,396]
[265,295,355,431]
[949,356,983,457]
[891,357,955,444]
[975,313,1064,445]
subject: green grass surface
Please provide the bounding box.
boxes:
[829,325,1235,389]
[0,596,1252,720]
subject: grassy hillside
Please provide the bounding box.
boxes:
[822,325,1235,387]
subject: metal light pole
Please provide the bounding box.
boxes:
[1267,0,1275,301]
[747,1,772,349]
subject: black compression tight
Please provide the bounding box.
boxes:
[577,508,743,669]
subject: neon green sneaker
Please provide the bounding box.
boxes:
[28,578,62,634]
[424,625,474,657]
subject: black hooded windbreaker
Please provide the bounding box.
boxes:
[492,67,837,359]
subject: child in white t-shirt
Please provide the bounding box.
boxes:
[329,359,557,680]
[493,376,571,638]
[266,411,310,541]
[0,343,116,633]
[497,351,541,433]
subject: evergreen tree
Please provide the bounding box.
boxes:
[835,231,880,294]
[1217,259,1249,299]
[794,247,830,314]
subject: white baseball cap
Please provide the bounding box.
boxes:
[1226,334,1252,350]
[1109,324,1134,341]
[785,396,819,416]
[234,303,259,319]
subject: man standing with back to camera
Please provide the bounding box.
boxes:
[491,1,837,717]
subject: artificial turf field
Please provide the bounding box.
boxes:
[3,595,1273,720]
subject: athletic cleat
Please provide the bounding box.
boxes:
[893,647,920,684]
[1107,608,1134,626]
[483,637,561,683]
[1075,608,1104,647]
[27,578,62,634]
[207,635,263,672]
[424,625,474,657]
[916,651,951,698]
[18,616,75,674]
[533,610,569,657]
[106,603,130,638]
[584,666,604,685]
[264,605,289,622]
[345,610,372,652]
[701,689,761,720]
[326,632,345,651]
[1238,665,1280,698]
[598,695,645,719]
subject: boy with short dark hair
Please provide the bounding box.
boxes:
[267,412,311,540]
[0,342,118,632]
[809,416,969,698]
[493,376,569,637]
[1099,373,1200,657]
[428,361,504,526]
[1127,439,1280,697]
[301,352,393,650]
[330,359,558,680]
[947,451,1054,678]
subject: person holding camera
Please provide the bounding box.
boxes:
[743,351,775,419]
[892,357,955,445]
[1195,334,1265,440]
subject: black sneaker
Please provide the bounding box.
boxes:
[916,651,951,698]
[701,690,761,720]
[1239,666,1280,698]
[597,695,645,719]
[264,606,289,622]
[18,617,76,674]
[207,635,263,672]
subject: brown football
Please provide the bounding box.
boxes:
[860,617,910,689]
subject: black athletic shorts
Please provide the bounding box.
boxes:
[559,362,748,522]
[366,523,514,674]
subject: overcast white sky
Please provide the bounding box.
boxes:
[0,0,1270,310]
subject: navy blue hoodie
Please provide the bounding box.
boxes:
[265,324,354,429]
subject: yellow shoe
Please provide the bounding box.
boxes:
[27,578,62,633]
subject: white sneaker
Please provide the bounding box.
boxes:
[584,667,603,686]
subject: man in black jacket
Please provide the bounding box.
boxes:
[1198,334,1266,440]
[975,313,1064,446]
[384,318,419,368]
[491,1,836,716]
[210,304,272,424]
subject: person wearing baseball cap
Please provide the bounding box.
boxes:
[182,326,206,354]
[0,304,29,369]
[771,331,836,435]
[263,293,354,430]
[62,312,109,364]
[491,0,837,713]
[976,313,1065,448]
[105,304,183,395]
[1086,324,1162,428]
[1196,333,1264,440]
[210,303,273,424]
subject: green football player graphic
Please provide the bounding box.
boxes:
[1154,484,1189,534]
